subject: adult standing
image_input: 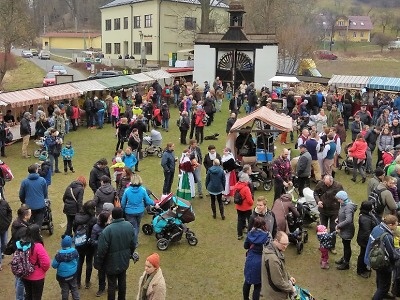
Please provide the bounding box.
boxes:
[176,149,196,200]
[62,176,86,237]
[116,167,133,200]
[44,128,63,174]
[373,176,397,220]
[19,164,48,227]
[18,224,51,300]
[130,114,147,161]
[221,148,238,205]
[35,114,50,139]
[97,207,136,300]
[296,144,312,197]
[271,194,300,233]
[203,145,222,174]
[205,159,226,220]
[377,128,394,168]
[261,231,296,300]
[305,131,322,182]
[93,176,116,216]
[348,133,368,183]
[20,112,32,158]
[178,111,190,145]
[334,191,357,270]
[173,81,181,106]
[121,174,156,247]
[322,133,336,176]
[351,114,363,142]
[314,175,343,254]
[0,113,8,157]
[367,168,384,197]
[226,113,236,134]
[84,97,94,128]
[234,173,254,240]
[127,129,141,172]
[89,158,111,194]
[365,215,399,300]
[0,196,12,269]
[248,196,277,238]
[137,253,167,300]
[364,126,380,174]
[161,143,176,195]
[189,139,203,198]
[194,106,206,144]
[272,148,292,201]
[116,117,130,151]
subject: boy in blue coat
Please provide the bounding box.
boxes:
[52,235,80,300]
[61,141,75,174]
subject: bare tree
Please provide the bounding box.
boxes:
[373,32,391,52]
[391,16,400,37]
[200,0,226,33]
[374,11,393,34]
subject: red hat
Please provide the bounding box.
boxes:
[146,253,160,269]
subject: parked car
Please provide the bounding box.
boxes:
[38,50,50,60]
[21,50,33,58]
[51,65,68,75]
[388,39,400,50]
[30,49,39,56]
[314,50,338,60]
[88,70,123,79]
[42,72,59,87]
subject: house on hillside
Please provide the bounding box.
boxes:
[334,15,373,42]
[41,32,102,51]
[100,0,229,66]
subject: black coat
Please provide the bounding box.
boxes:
[89,164,111,193]
[357,212,378,247]
[203,153,222,173]
[11,218,29,242]
[0,199,12,232]
[63,181,85,216]
[20,117,31,136]
[93,183,115,215]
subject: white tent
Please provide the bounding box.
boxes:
[268,76,300,83]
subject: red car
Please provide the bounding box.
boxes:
[42,72,59,87]
[314,50,338,60]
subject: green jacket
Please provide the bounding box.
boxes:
[96,218,135,275]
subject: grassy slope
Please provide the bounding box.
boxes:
[2,57,45,91]
[0,101,377,300]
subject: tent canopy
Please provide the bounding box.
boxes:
[37,84,81,101]
[328,75,371,89]
[144,70,173,80]
[367,76,400,92]
[70,80,107,93]
[230,106,293,133]
[127,73,154,83]
[96,76,138,89]
[0,89,45,107]
[268,75,300,83]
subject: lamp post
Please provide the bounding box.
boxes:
[139,30,145,73]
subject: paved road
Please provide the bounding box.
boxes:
[13,49,86,81]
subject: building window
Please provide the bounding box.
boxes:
[184,17,196,31]
[144,42,152,55]
[360,31,364,37]
[105,19,111,31]
[145,14,152,28]
[114,43,121,54]
[208,19,216,32]
[133,42,141,55]
[338,20,344,26]
[105,43,111,54]
[353,31,357,37]
[124,17,128,29]
[114,18,121,30]
[134,16,141,28]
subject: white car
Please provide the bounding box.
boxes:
[21,50,33,58]
[38,50,50,60]
[51,65,68,75]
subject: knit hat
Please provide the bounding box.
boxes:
[146,253,160,269]
[316,225,327,233]
[61,235,72,248]
[335,190,348,201]
[103,202,114,213]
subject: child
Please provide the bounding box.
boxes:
[111,102,119,127]
[316,224,336,269]
[361,125,369,137]
[122,147,137,171]
[61,141,75,174]
[110,156,125,185]
[161,102,170,132]
[52,235,80,300]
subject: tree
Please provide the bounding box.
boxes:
[391,16,400,37]
[0,0,33,85]
[373,32,391,52]
[200,0,226,33]
[374,11,393,34]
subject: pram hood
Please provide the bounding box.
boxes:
[150,129,162,141]
[171,196,195,223]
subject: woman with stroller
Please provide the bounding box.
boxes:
[205,158,226,220]
[271,194,300,233]
[348,133,368,183]
[243,217,270,300]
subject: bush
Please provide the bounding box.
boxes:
[0,53,17,70]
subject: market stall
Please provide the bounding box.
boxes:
[367,76,400,92]
[328,75,371,89]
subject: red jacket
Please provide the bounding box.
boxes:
[24,242,51,281]
[383,152,394,166]
[234,181,253,211]
[348,139,367,160]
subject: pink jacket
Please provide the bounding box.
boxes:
[24,242,51,281]
[111,104,120,117]
[71,106,80,119]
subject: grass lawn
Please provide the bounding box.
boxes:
[2,57,45,91]
[0,100,377,300]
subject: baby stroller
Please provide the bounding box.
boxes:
[152,107,162,128]
[41,199,54,235]
[142,194,198,251]
[293,187,319,226]
[287,209,308,254]
[338,143,354,174]
[142,129,163,158]
[34,137,49,160]
[291,285,316,300]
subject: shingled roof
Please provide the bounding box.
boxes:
[347,16,373,30]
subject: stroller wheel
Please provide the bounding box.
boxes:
[186,230,195,239]
[345,167,350,175]
[187,236,198,246]
[142,224,153,235]
[155,233,164,240]
[157,151,163,158]
[263,180,273,191]
[297,241,304,254]
[142,151,148,158]
[157,238,169,251]
[34,149,41,158]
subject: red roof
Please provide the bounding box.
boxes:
[42,32,101,38]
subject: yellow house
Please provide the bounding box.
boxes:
[333,15,373,42]
[100,0,228,65]
[41,32,102,50]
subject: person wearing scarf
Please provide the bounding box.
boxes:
[137,253,166,300]
[221,147,238,205]
[176,149,196,200]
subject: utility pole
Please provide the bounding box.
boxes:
[43,15,46,35]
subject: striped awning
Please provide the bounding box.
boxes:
[143,70,173,80]
[37,84,81,101]
[328,75,371,89]
[96,76,138,89]
[127,73,154,83]
[0,89,46,108]
[70,80,108,92]
[367,76,400,92]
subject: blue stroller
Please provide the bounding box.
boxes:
[291,285,316,300]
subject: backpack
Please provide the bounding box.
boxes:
[65,105,73,117]
[368,232,390,270]
[11,246,35,277]
[165,88,170,95]
[233,189,244,205]
[100,100,107,110]
[0,162,14,182]
[368,188,386,216]
[74,224,88,247]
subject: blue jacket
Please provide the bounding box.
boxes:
[19,173,48,210]
[244,229,270,284]
[122,153,137,170]
[52,247,79,278]
[394,96,400,112]
[364,222,399,268]
[61,146,75,160]
[205,166,225,194]
[121,185,154,215]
